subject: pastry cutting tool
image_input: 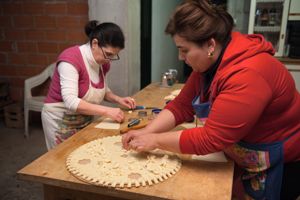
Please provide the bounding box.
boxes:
[134,105,159,110]
[120,118,148,134]
[138,111,147,117]
[128,118,141,127]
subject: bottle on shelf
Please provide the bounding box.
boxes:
[260,9,269,26]
[269,8,277,26]
[255,8,262,26]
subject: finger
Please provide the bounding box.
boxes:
[129,140,139,151]
[124,101,133,109]
[122,133,134,149]
[119,113,125,122]
[129,97,135,109]
[128,103,134,109]
[132,100,136,108]
[115,115,123,123]
[130,97,135,102]
[119,116,124,123]
[122,134,130,150]
[136,145,145,152]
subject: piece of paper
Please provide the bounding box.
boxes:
[191,151,227,162]
[179,121,204,129]
[94,118,120,130]
[180,122,196,129]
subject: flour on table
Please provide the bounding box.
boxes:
[164,89,181,101]
[171,89,181,96]
[94,118,120,130]
[66,135,181,188]
[164,94,176,101]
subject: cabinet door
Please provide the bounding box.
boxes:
[248,0,290,56]
[289,0,300,20]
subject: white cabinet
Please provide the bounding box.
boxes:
[248,0,291,56]
[288,0,300,20]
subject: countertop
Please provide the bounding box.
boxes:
[17,83,234,200]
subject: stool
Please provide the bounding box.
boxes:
[4,103,24,128]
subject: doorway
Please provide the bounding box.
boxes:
[140,0,152,89]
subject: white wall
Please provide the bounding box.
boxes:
[88,0,140,96]
[289,0,300,20]
[88,0,183,97]
[151,0,183,82]
[227,0,251,33]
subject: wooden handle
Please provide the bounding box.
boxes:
[120,120,148,134]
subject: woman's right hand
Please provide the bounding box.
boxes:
[104,107,124,123]
[122,129,145,150]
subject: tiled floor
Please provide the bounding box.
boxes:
[0,121,47,200]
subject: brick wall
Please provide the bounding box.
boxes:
[0,0,89,102]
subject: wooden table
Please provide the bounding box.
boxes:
[18,83,234,200]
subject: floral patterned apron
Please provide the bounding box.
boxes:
[191,93,297,200]
[54,55,108,144]
[43,57,107,149]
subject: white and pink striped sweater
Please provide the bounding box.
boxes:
[45,43,110,111]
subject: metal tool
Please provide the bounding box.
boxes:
[135,105,158,110]
[138,111,147,117]
[127,118,141,127]
[120,119,148,134]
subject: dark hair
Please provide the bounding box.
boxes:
[85,20,125,49]
[165,0,233,46]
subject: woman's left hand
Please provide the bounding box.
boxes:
[117,97,136,109]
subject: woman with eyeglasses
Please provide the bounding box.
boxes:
[122,1,300,199]
[42,20,136,150]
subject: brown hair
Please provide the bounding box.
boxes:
[165,0,233,46]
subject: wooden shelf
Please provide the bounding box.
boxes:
[256,0,284,3]
[254,26,281,32]
[276,57,300,65]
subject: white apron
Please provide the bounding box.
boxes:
[42,58,107,150]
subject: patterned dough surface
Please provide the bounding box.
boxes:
[66,135,181,188]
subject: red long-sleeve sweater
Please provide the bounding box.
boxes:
[165,32,300,162]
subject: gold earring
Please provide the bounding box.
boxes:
[208,52,214,57]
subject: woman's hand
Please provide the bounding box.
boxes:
[122,129,144,150]
[122,131,158,152]
[117,97,136,109]
[122,129,182,153]
[104,107,125,123]
[129,133,159,152]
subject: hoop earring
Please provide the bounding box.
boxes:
[208,52,214,57]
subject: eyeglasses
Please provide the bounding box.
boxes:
[100,46,120,61]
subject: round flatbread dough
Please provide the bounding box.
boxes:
[66,135,181,188]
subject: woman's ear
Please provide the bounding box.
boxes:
[207,38,216,53]
[206,38,216,57]
[91,39,98,49]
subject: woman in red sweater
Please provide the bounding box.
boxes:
[122,1,300,199]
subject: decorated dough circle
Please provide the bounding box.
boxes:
[66,135,181,188]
